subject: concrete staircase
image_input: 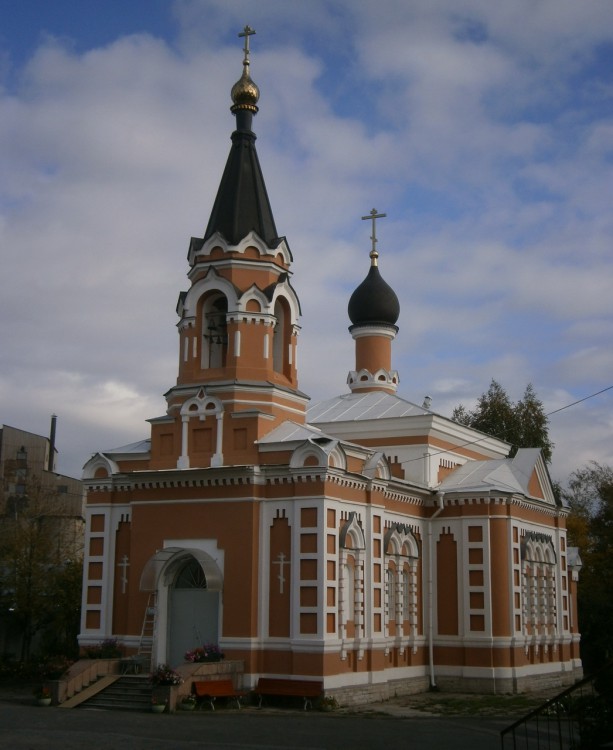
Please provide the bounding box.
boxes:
[79,675,153,712]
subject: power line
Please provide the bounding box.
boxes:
[399,384,613,466]
[546,384,613,416]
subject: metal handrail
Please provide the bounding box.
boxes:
[500,662,613,750]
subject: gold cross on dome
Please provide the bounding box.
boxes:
[238,25,256,63]
[361,208,387,265]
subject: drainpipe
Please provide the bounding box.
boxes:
[428,491,445,690]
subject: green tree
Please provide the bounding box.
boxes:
[41,559,83,658]
[564,463,613,672]
[452,379,553,463]
[514,384,553,463]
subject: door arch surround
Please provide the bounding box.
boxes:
[140,546,223,668]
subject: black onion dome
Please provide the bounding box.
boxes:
[348,264,400,328]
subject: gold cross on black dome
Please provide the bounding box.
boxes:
[361,208,387,266]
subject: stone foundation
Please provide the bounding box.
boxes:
[324,663,583,705]
[514,665,583,694]
[329,675,430,706]
[434,665,584,696]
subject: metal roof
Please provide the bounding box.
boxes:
[308,391,428,424]
[103,439,151,455]
[203,123,279,248]
[438,448,544,496]
[257,420,334,445]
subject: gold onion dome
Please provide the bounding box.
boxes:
[231,68,260,112]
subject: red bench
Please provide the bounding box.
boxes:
[192,679,247,710]
[254,678,323,710]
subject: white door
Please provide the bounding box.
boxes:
[168,558,219,667]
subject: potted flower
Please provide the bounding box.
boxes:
[150,664,183,712]
[180,694,197,711]
[151,696,167,713]
[184,643,224,663]
[149,664,184,686]
[34,687,52,706]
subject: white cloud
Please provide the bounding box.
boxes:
[0,1,611,484]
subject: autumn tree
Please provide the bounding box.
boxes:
[0,477,83,661]
[563,463,613,672]
[452,380,553,463]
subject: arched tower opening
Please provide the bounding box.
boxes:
[201,293,228,369]
[273,296,291,378]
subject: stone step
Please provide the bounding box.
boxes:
[80,676,153,712]
[60,676,120,709]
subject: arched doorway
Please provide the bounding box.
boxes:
[168,557,220,667]
[139,547,223,669]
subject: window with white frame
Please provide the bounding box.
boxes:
[387,567,396,622]
[343,559,355,623]
[402,569,410,622]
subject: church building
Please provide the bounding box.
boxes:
[80,29,582,700]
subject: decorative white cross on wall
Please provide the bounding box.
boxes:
[274,552,289,594]
[118,555,130,594]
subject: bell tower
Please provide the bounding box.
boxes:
[149,27,306,471]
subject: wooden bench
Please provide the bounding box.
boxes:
[254,678,323,710]
[192,679,247,710]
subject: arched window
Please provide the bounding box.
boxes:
[384,525,419,641]
[273,297,291,377]
[338,514,365,646]
[521,535,557,642]
[174,558,207,589]
[202,294,228,369]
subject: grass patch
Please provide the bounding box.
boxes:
[402,692,550,717]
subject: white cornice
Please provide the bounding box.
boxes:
[164,382,310,407]
[189,230,292,267]
[83,460,558,522]
[350,325,397,341]
[188,257,290,282]
[347,369,399,393]
[439,490,563,517]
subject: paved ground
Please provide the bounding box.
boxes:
[0,684,549,750]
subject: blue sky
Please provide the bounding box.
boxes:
[1,0,612,482]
